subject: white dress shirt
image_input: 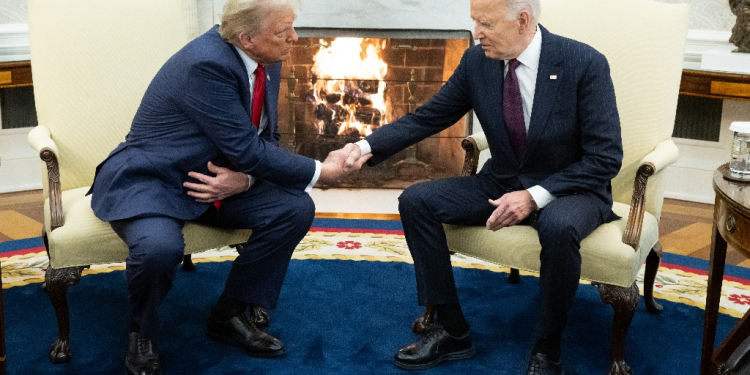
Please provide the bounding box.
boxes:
[356,26,554,209]
[235,47,320,192]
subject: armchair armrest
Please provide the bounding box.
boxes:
[461,132,488,176]
[639,138,679,174]
[459,133,679,252]
[622,138,680,249]
[28,125,64,230]
[28,125,59,155]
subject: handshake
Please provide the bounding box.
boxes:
[318,143,372,184]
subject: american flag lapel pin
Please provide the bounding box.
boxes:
[550,75,558,80]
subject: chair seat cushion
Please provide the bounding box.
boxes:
[444,202,658,288]
[45,187,252,269]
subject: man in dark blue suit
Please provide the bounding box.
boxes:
[344,0,622,373]
[89,0,367,374]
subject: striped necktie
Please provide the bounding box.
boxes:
[503,59,526,160]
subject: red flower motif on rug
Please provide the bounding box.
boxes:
[337,241,362,250]
[728,294,750,305]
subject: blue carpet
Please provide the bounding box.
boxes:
[2,257,738,374]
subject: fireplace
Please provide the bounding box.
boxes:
[278,28,474,189]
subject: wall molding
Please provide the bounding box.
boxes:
[0,23,29,62]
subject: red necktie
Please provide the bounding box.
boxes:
[503,59,526,160]
[213,65,266,210]
[252,65,265,128]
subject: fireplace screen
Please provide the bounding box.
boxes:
[278,28,473,188]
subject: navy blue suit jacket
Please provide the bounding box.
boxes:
[90,26,316,222]
[365,25,623,220]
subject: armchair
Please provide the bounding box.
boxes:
[412,0,689,374]
[26,0,252,364]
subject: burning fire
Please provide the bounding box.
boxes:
[309,38,389,137]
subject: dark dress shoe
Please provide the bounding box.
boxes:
[207,312,286,357]
[125,332,161,375]
[526,353,565,375]
[393,325,475,370]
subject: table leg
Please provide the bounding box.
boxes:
[714,307,750,365]
[700,225,728,375]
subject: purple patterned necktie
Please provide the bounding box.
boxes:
[503,59,526,159]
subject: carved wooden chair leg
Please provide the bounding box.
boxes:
[594,282,638,375]
[507,268,520,284]
[45,265,84,364]
[181,254,196,272]
[412,305,436,335]
[643,242,664,314]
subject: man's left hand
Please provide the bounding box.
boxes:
[486,190,538,231]
[184,161,250,203]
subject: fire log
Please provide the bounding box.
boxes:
[315,103,333,120]
[358,97,373,107]
[324,122,339,135]
[355,107,381,126]
[358,80,379,94]
[342,93,357,105]
[325,93,341,104]
[329,103,350,124]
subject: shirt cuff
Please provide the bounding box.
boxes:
[305,160,322,193]
[246,174,255,191]
[527,185,555,209]
[355,139,372,155]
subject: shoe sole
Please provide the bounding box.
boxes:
[206,330,287,358]
[393,345,476,370]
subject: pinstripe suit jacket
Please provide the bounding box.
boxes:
[90,25,317,222]
[365,25,623,220]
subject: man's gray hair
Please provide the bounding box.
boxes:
[219,0,301,45]
[505,0,541,21]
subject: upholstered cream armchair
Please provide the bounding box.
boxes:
[27,0,251,364]
[412,0,690,374]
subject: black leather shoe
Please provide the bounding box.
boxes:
[526,353,565,375]
[393,325,475,370]
[206,312,286,357]
[125,332,161,375]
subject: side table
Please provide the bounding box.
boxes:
[700,164,750,374]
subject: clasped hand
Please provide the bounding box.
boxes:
[318,143,372,183]
[183,161,249,203]
[486,190,538,231]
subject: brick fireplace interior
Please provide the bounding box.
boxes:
[278,28,473,189]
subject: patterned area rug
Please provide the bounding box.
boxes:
[2,223,748,318]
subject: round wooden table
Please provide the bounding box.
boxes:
[700,164,750,374]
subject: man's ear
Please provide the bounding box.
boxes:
[238,32,254,50]
[517,11,531,33]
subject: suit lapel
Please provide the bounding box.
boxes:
[523,25,562,164]
[226,42,253,118]
[264,63,280,139]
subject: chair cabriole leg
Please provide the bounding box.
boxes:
[45,265,83,364]
[507,268,521,284]
[181,254,196,271]
[643,243,663,314]
[594,281,638,375]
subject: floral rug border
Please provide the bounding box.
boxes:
[3,230,746,318]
